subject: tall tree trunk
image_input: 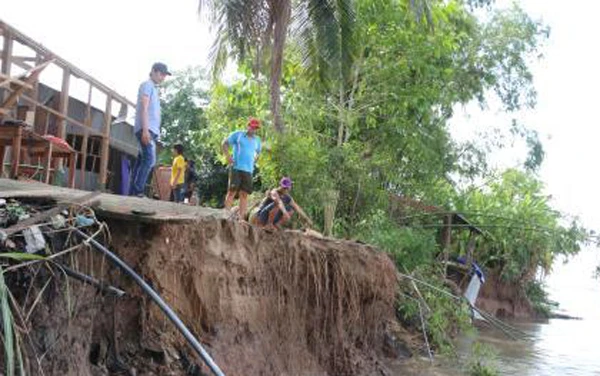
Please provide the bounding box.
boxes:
[337,82,345,146]
[270,0,291,133]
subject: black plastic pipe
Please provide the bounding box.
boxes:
[73,228,225,376]
[58,264,126,297]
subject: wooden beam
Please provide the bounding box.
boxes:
[0,145,5,177]
[0,72,34,90]
[29,53,42,127]
[1,30,12,76]
[85,83,92,126]
[79,132,88,188]
[13,93,103,137]
[1,29,13,105]
[10,125,22,178]
[0,20,135,108]
[9,56,35,71]
[57,67,70,139]
[99,94,112,189]
[465,230,477,270]
[68,148,76,188]
[441,214,453,273]
[12,55,36,63]
[0,59,53,113]
[43,142,53,184]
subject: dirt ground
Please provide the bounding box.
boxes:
[475,272,535,319]
[8,216,409,375]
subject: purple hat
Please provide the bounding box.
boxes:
[279,177,293,189]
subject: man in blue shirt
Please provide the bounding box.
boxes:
[129,62,171,197]
[222,118,262,219]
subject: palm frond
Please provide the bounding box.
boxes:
[292,0,357,86]
[408,0,435,31]
[199,0,271,78]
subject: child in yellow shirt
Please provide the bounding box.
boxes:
[170,144,186,203]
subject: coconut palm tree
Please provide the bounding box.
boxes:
[198,0,491,133]
[198,0,355,133]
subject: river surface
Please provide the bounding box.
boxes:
[395,248,600,375]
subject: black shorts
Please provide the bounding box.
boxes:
[229,169,253,194]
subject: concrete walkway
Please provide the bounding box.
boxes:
[0,178,227,222]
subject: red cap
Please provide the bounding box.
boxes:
[248,118,261,129]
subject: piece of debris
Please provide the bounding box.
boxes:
[4,239,16,249]
[304,228,324,238]
[51,214,67,229]
[76,214,95,227]
[23,225,46,253]
[131,209,156,216]
[0,199,6,207]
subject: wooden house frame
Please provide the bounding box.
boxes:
[0,19,138,192]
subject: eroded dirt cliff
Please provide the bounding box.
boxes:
[15,217,401,375]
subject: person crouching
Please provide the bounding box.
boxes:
[250,177,314,230]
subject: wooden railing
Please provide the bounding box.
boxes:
[0,19,136,189]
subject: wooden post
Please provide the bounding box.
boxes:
[0,145,5,177]
[441,214,453,274]
[99,94,112,190]
[465,230,477,270]
[57,67,70,139]
[1,29,13,105]
[29,53,42,126]
[68,150,76,188]
[43,142,53,184]
[80,132,88,189]
[10,125,22,179]
[85,83,92,125]
[78,83,93,189]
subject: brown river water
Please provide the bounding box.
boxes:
[392,249,600,375]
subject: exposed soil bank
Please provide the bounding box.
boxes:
[13,217,406,375]
[475,272,535,319]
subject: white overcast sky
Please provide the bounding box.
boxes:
[2,0,599,229]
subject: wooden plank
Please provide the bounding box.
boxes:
[99,94,112,189]
[68,149,76,188]
[0,145,5,176]
[43,142,53,184]
[29,53,42,127]
[465,230,477,270]
[0,72,34,90]
[1,28,13,104]
[57,67,70,139]
[14,59,54,78]
[12,55,36,63]
[441,214,453,273]
[1,30,13,76]
[10,125,22,178]
[85,83,92,126]
[0,59,52,113]
[79,132,88,188]
[8,56,35,71]
[15,93,103,137]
